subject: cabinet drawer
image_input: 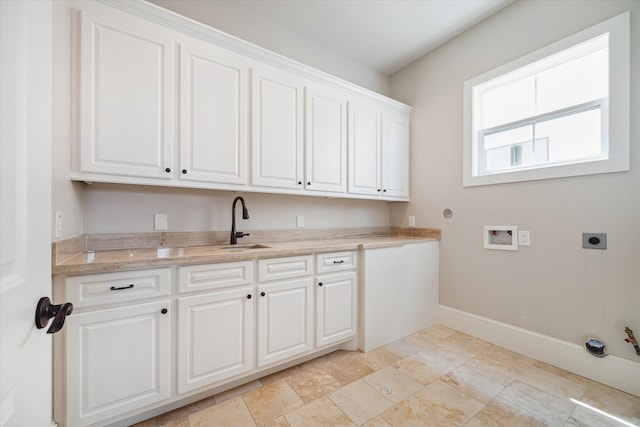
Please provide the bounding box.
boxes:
[316,251,357,274]
[65,268,171,308]
[179,261,253,293]
[258,255,313,282]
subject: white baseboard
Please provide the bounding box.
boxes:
[437,305,640,397]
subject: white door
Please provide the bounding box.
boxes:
[0,1,54,425]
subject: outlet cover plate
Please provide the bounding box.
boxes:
[582,233,606,249]
[154,213,168,231]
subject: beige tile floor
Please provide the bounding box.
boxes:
[133,325,640,427]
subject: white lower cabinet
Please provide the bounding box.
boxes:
[316,271,357,348]
[56,251,363,425]
[177,286,254,393]
[257,278,314,367]
[65,300,171,426]
[315,252,358,348]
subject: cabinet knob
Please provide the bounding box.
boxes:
[318,282,323,287]
[298,181,302,185]
[377,189,381,192]
[247,294,252,299]
[182,169,187,174]
[165,168,171,173]
[307,181,311,186]
[383,189,387,192]
[260,292,266,297]
[161,308,168,314]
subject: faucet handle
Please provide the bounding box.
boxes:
[235,232,250,239]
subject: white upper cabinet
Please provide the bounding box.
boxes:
[348,100,410,200]
[304,84,348,194]
[251,64,305,190]
[348,100,382,197]
[179,38,248,185]
[72,2,411,200]
[381,110,410,199]
[77,4,175,179]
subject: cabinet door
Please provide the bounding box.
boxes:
[257,278,313,367]
[348,100,381,196]
[381,111,410,199]
[316,272,357,347]
[66,300,171,426]
[179,38,248,185]
[178,287,254,393]
[305,85,347,193]
[251,64,305,190]
[78,4,174,179]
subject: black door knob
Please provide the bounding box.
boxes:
[35,297,73,334]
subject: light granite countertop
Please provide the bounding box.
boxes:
[52,228,440,275]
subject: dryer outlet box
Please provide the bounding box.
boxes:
[582,233,606,249]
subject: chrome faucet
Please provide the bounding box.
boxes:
[230,196,250,244]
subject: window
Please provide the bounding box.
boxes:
[463,12,629,187]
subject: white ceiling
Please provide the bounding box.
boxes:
[153,0,514,75]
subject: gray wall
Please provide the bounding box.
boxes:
[81,184,390,233]
[390,0,640,361]
[147,0,390,95]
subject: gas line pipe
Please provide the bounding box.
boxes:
[624,327,640,356]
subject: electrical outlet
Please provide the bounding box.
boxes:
[154,213,168,231]
[408,216,416,227]
[296,215,304,228]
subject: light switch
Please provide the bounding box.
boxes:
[54,211,63,238]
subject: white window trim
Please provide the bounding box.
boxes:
[463,11,629,187]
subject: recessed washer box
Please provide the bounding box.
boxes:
[484,226,518,251]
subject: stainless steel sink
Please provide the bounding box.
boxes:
[219,244,271,251]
